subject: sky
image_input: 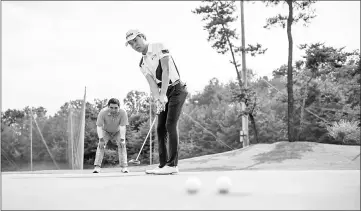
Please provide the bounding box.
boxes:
[1,1,360,116]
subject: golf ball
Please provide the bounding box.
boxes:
[216,176,232,194]
[185,176,202,194]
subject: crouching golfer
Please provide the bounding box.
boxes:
[93,98,129,173]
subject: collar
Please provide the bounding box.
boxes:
[108,111,120,116]
[143,43,153,55]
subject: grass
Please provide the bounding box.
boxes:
[2,141,360,173]
[123,141,360,173]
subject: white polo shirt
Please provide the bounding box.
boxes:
[139,43,180,86]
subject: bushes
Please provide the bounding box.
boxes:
[102,149,119,166]
[326,120,360,145]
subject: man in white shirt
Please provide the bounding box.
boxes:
[93,98,129,173]
[125,29,188,175]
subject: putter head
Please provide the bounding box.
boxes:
[128,159,140,165]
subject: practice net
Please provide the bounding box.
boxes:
[67,100,86,170]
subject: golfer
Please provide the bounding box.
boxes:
[125,29,188,175]
[93,98,129,173]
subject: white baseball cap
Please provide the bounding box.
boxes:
[125,29,143,46]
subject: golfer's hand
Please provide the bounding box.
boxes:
[99,138,106,149]
[159,95,168,104]
[156,99,165,114]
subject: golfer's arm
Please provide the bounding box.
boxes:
[159,56,170,99]
[119,125,126,140]
[97,126,103,139]
[145,75,160,100]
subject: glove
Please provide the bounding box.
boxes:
[156,100,165,114]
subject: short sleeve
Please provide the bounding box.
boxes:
[119,109,129,126]
[96,110,105,127]
[157,43,171,59]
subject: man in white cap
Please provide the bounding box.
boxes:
[125,29,188,175]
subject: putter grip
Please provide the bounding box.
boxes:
[156,101,164,114]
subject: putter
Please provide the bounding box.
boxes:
[128,117,157,165]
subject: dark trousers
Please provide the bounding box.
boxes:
[157,82,188,167]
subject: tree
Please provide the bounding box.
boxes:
[263,0,316,142]
[193,0,266,144]
[294,43,354,141]
[123,90,150,115]
[289,43,359,144]
[179,79,243,156]
[1,106,57,170]
[193,1,267,86]
[251,75,289,143]
[230,69,261,144]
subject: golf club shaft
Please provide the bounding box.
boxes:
[135,117,157,160]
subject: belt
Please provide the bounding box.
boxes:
[170,80,180,86]
[157,80,183,88]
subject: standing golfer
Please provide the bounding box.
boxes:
[125,29,188,175]
[93,98,129,173]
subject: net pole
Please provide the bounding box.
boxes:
[149,95,152,165]
[69,106,74,169]
[78,87,86,170]
[240,0,249,147]
[30,109,33,171]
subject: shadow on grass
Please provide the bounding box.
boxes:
[253,141,314,164]
[182,167,238,172]
[180,142,315,171]
[181,162,265,172]
[183,147,254,165]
